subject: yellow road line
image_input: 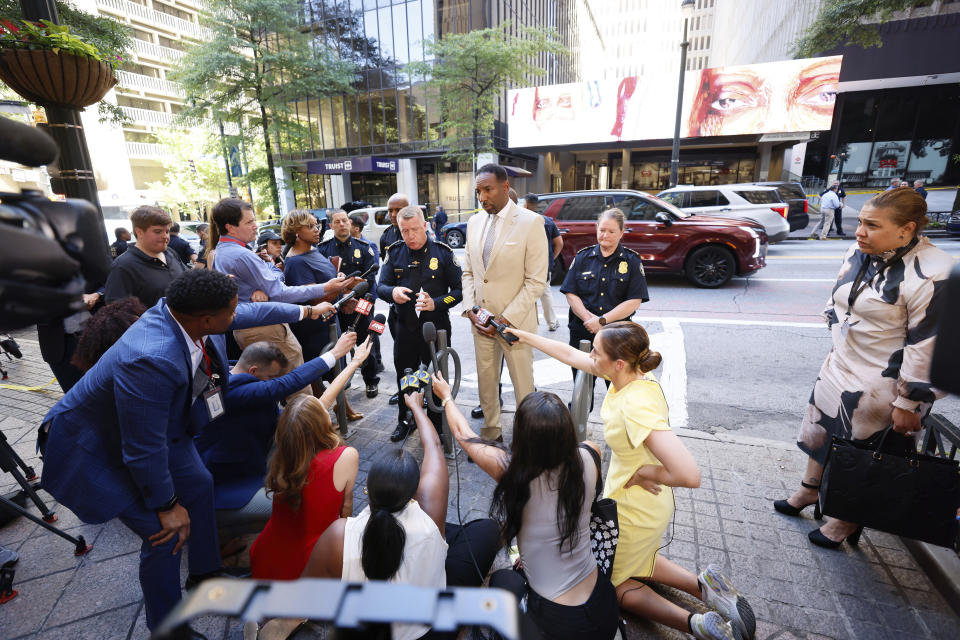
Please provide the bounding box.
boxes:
[0,378,59,392]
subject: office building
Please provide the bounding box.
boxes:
[276,0,583,216]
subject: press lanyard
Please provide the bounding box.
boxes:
[195,338,212,380]
[196,338,225,420]
[218,236,249,248]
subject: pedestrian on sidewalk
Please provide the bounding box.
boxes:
[810,184,841,240]
[505,322,755,640]
[775,188,955,549]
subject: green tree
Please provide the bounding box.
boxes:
[145,128,231,217]
[172,0,355,216]
[408,22,565,166]
[793,0,929,58]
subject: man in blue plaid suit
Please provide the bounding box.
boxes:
[40,270,331,631]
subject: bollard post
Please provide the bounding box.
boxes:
[327,324,348,436]
[437,329,453,454]
[570,339,593,442]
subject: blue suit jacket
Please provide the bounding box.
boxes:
[40,298,302,524]
[193,355,332,510]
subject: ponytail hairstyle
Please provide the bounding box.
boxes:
[361,449,420,580]
[490,392,585,552]
[597,321,662,373]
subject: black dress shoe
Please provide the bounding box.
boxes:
[471,405,484,419]
[808,525,863,549]
[390,421,413,442]
[389,392,400,405]
[365,381,379,398]
[185,566,250,590]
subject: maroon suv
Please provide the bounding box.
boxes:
[539,190,768,288]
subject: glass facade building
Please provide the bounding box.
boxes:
[279,0,581,215]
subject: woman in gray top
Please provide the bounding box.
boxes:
[433,374,620,640]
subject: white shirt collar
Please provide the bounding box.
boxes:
[166,306,205,372]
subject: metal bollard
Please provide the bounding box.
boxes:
[570,339,593,442]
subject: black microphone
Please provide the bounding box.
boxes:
[0,117,59,167]
[321,281,369,320]
[347,293,375,332]
[471,305,519,344]
[368,313,386,335]
[422,321,442,373]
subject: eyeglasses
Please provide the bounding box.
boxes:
[303,225,319,231]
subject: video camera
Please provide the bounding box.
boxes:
[0,117,111,331]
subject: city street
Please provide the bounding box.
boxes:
[0,228,958,640]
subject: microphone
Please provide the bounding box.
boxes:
[422,321,442,373]
[322,281,369,320]
[0,117,59,167]
[347,293,374,332]
[471,306,518,344]
[368,313,386,335]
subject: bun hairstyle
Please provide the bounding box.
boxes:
[865,188,928,234]
[361,449,420,580]
[597,321,662,373]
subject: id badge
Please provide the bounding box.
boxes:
[203,385,225,421]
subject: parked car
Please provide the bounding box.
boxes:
[439,220,468,248]
[351,205,428,246]
[754,181,810,231]
[537,190,767,288]
[947,213,960,236]
[656,185,790,243]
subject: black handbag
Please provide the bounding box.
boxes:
[820,427,960,549]
[580,444,619,577]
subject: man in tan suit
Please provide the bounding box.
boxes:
[462,164,548,441]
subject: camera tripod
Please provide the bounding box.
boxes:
[0,334,22,380]
[0,428,92,604]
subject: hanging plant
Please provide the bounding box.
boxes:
[0,19,120,109]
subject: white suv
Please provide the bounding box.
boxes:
[657,185,791,243]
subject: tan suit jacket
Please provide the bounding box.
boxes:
[462,200,548,438]
[461,200,548,331]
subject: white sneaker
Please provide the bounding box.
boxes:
[548,320,560,331]
[689,612,737,640]
[698,564,755,640]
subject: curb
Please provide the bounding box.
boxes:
[902,537,960,617]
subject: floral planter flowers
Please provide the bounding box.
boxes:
[0,19,119,109]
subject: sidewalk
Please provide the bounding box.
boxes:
[0,330,957,639]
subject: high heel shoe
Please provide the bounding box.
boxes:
[808,525,863,549]
[773,481,822,519]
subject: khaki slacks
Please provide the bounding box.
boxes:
[233,323,310,398]
[473,330,535,441]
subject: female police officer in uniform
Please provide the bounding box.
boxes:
[560,208,649,399]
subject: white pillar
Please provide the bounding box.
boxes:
[756,142,773,181]
[621,149,631,188]
[329,173,352,208]
[275,166,295,213]
[396,158,418,205]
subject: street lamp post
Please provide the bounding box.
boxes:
[669,0,696,188]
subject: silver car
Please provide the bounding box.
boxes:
[657,185,791,243]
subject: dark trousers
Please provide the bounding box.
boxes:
[117,443,221,630]
[489,567,619,640]
[389,312,447,427]
[38,329,84,393]
[833,207,845,235]
[568,322,609,411]
[419,518,501,640]
[339,310,379,385]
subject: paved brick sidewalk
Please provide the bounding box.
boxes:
[0,329,956,639]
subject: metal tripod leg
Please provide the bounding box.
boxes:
[0,496,91,556]
[437,330,453,454]
[0,432,56,521]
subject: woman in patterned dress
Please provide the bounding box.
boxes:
[774,188,955,548]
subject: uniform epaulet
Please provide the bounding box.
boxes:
[387,239,404,251]
[622,246,641,258]
[317,237,333,246]
[434,241,454,252]
[576,244,597,255]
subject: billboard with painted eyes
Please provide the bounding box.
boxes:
[506,56,842,148]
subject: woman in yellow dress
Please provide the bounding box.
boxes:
[506,321,755,640]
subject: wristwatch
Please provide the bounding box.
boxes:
[155,494,179,513]
[598,316,607,326]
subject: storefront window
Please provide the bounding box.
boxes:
[437,161,475,217]
[906,138,952,184]
[349,173,398,206]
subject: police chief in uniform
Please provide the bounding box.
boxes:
[318,209,381,397]
[377,205,462,442]
[560,208,649,401]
